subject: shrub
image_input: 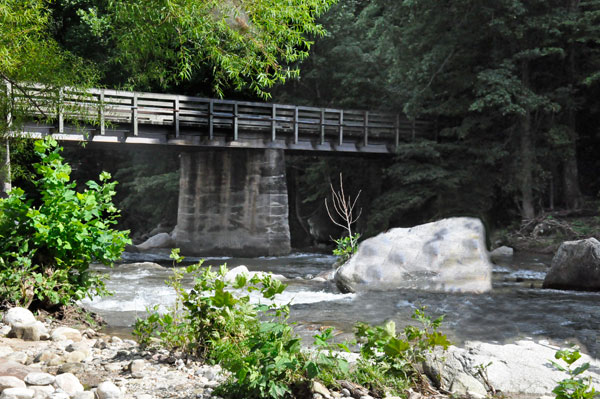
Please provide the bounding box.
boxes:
[552,347,597,399]
[134,251,449,399]
[333,233,360,263]
[353,309,450,396]
[0,138,130,309]
[134,252,349,399]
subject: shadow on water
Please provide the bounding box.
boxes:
[84,251,600,357]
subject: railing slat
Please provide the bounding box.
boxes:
[132,93,138,136]
[174,97,180,138]
[99,90,105,135]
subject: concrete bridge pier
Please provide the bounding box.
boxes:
[175,148,291,257]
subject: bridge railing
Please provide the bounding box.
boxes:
[5,82,432,152]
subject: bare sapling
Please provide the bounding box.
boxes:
[325,173,362,251]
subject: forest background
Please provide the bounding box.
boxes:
[3,0,600,248]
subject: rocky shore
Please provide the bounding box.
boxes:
[0,308,227,399]
[2,307,600,399]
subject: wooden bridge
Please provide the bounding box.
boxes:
[7,83,431,154]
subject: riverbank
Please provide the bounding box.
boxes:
[2,308,600,399]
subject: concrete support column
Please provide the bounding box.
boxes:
[175,148,291,257]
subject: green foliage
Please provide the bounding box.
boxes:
[353,309,450,395]
[135,251,451,398]
[102,0,336,98]
[0,138,130,308]
[133,258,308,399]
[333,234,360,262]
[551,347,597,399]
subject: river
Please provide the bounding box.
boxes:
[80,251,600,357]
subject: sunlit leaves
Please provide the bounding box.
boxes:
[0,137,130,307]
[108,0,336,98]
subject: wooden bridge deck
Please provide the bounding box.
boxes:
[7,84,432,154]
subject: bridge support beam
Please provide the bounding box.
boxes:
[175,149,291,257]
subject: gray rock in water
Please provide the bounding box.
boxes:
[334,217,492,293]
[489,246,514,262]
[224,266,286,283]
[136,233,174,251]
[543,238,600,291]
[3,309,36,328]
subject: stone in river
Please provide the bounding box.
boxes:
[543,237,600,291]
[335,217,492,293]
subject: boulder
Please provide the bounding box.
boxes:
[51,327,81,342]
[135,233,174,251]
[24,372,55,386]
[0,388,34,399]
[96,381,121,399]
[53,374,83,397]
[0,376,26,392]
[223,266,286,283]
[543,238,600,291]
[334,217,492,293]
[8,322,46,342]
[423,340,600,397]
[3,309,35,328]
[0,360,33,380]
[489,246,514,263]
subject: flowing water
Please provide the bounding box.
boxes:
[81,251,600,357]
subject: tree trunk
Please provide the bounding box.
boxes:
[563,0,583,209]
[520,62,535,220]
[0,140,11,198]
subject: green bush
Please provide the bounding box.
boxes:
[134,251,449,399]
[134,252,349,399]
[0,138,130,309]
[353,309,450,396]
[333,233,360,263]
[552,347,597,399]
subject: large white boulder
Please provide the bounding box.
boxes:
[424,340,600,396]
[334,217,492,293]
[543,238,600,291]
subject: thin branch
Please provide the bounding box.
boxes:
[0,72,50,119]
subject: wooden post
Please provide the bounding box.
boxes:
[233,103,238,141]
[271,104,277,142]
[293,107,299,144]
[173,96,180,138]
[320,109,325,145]
[338,110,344,146]
[132,93,138,136]
[58,88,64,134]
[395,114,400,151]
[209,99,214,140]
[98,90,105,135]
[363,111,369,147]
